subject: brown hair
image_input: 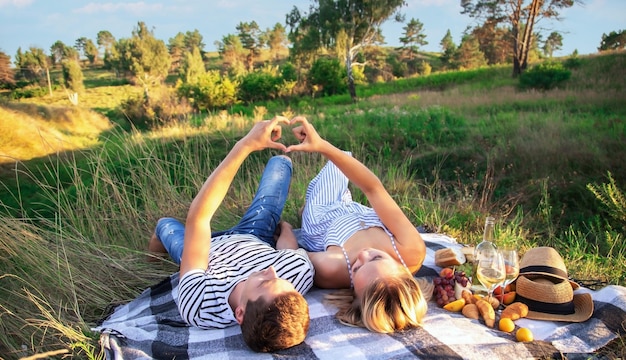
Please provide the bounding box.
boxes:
[240,291,310,352]
[326,272,427,333]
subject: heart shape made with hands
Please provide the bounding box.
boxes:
[261,116,313,150]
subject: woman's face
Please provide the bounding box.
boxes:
[351,248,404,299]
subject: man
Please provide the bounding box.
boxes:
[148,117,314,352]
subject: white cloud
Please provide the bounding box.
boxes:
[0,0,33,8]
[74,1,164,15]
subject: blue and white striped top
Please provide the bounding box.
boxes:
[177,234,315,329]
[299,153,395,252]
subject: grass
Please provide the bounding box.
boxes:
[1,52,625,359]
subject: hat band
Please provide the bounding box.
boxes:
[519,265,568,279]
[516,294,576,315]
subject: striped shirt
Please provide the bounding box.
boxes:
[299,154,394,252]
[177,234,315,329]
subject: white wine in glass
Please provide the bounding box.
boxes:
[476,251,506,300]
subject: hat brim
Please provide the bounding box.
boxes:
[524,292,594,322]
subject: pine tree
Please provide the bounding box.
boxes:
[440,30,457,69]
[0,51,15,88]
[399,18,428,60]
[454,35,487,70]
[543,32,563,58]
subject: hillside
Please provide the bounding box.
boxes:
[0,102,112,163]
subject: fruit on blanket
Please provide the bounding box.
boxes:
[439,267,454,278]
[496,291,517,305]
[493,284,512,296]
[493,285,502,296]
[476,299,496,328]
[462,303,480,319]
[498,318,515,333]
[433,269,470,307]
[501,302,529,320]
[516,328,534,342]
[443,298,466,312]
[433,268,454,306]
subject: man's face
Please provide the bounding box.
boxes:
[239,266,296,305]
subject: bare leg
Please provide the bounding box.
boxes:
[147,232,168,262]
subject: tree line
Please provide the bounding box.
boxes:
[0,0,624,105]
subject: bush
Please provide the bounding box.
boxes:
[9,85,57,99]
[563,56,583,70]
[308,57,347,96]
[519,61,571,90]
[281,62,298,82]
[177,70,239,111]
[238,70,282,103]
[417,60,432,76]
[352,65,367,85]
[388,54,408,78]
[61,59,85,94]
[120,89,192,130]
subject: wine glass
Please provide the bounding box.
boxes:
[501,248,520,291]
[476,250,506,301]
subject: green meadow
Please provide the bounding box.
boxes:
[1,52,625,358]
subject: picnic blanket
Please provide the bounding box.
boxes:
[94,233,626,359]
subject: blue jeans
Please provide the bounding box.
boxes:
[155,155,292,264]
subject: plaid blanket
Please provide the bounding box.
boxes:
[94,234,626,359]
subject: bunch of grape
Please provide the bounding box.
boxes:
[432,268,470,307]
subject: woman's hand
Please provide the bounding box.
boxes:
[240,116,290,152]
[286,116,327,153]
[275,221,299,250]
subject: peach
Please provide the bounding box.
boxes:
[496,291,517,305]
[439,267,454,279]
[493,283,512,296]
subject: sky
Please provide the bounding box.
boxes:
[0,0,625,63]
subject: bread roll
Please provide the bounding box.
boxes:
[435,247,466,267]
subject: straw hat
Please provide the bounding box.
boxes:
[519,247,579,289]
[515,275,593,322]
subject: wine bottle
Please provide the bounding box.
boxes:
[476,216,496,257]
[472,216,497,292]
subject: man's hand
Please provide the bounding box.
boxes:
[240,116,290,153]
[181,116,290,276]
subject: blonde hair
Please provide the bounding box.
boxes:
[325,273,429,333]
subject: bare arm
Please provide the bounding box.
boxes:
[307,251,351,288]
[275,221,298,250]
[286,116,425,269]
[179,117,290,277]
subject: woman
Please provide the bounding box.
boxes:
[285,116,428,333]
